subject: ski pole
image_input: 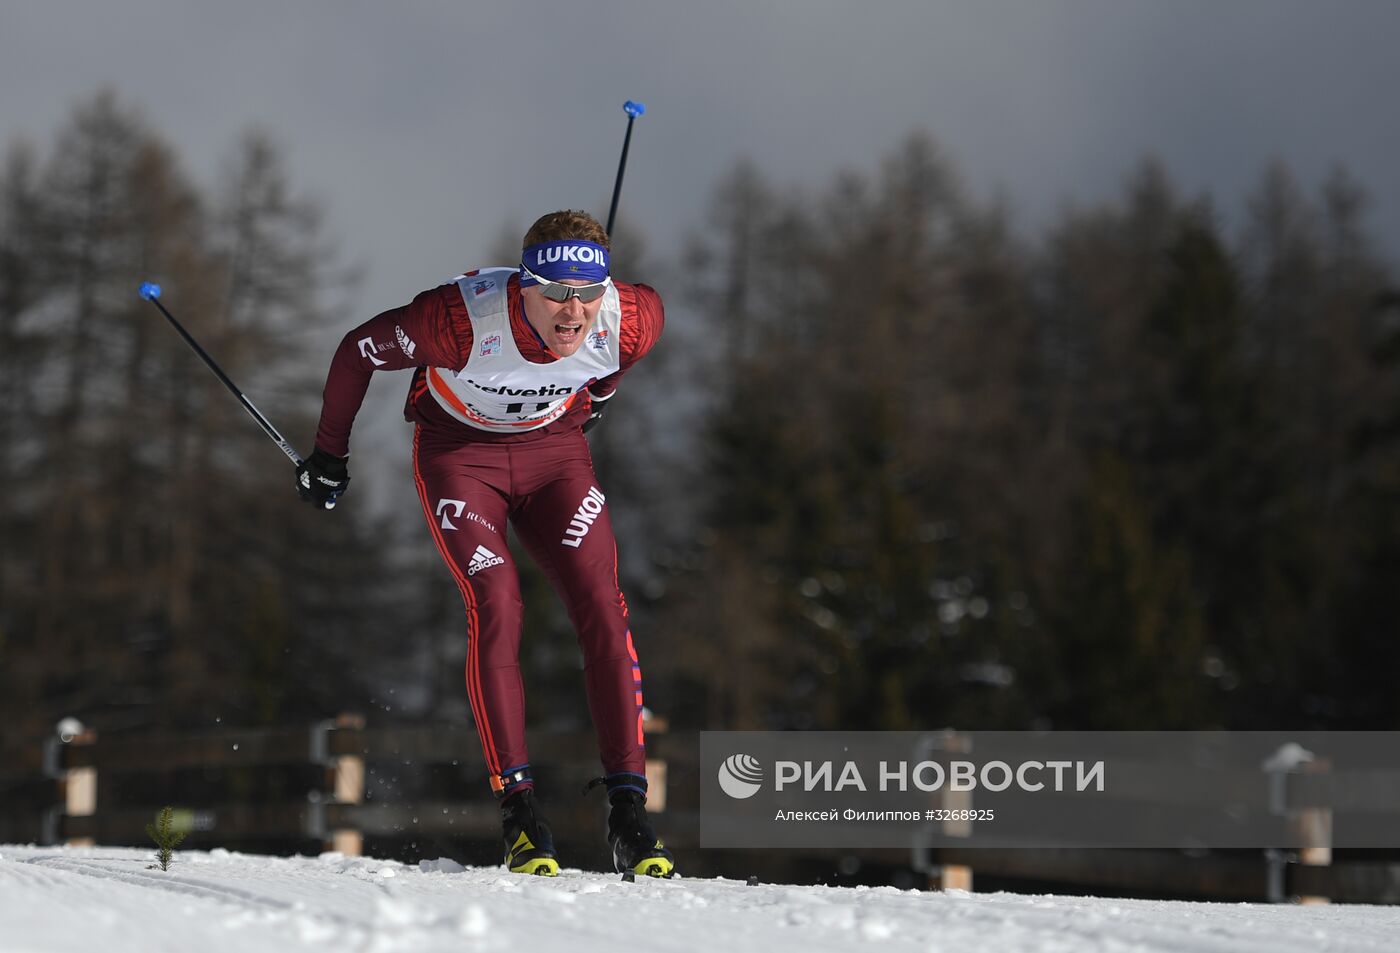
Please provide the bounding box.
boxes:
[138,282,305,469]
[605,100,646,237]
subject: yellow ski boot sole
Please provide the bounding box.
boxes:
[509,857,560,876]
[631,856,675,878]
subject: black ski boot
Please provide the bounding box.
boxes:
[501,789,559,876]
[607,789,675,878]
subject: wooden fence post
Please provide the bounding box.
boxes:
[310,713,365,856]
[1293,758,1333,905]
[1264,743,1333,904]
[933,732,974,892]
[43,726,99,847]
[329,713,365,856]
[910,730,974,893]
[643,710,668,813]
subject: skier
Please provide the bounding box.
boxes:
[297,209,672,877]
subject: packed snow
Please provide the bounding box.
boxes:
[3,845,1400,953]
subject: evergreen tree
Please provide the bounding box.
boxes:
[0,91,403,751]
[145,805,187,871]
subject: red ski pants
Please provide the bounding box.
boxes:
[411,424,646,792]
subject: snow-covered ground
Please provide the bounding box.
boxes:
[3,845,1400,953]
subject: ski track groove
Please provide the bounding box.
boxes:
[10,853,410,951]
[24,854,310,912]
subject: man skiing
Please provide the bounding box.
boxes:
[297,209,672,878]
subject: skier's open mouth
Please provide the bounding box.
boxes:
[555,323,583,343]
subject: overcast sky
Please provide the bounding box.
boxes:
[6,1,1399,509]
[7,0,1400,312]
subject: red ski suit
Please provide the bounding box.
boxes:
[314,271,663,792]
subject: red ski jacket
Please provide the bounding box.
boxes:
[314,272,664,457]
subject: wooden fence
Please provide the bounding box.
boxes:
[909,733,1400,904]
[8,720,1400,902]
[33,715,695,863]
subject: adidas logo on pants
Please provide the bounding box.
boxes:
[467,545,505,576]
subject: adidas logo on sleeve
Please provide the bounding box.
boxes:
[467,545,505,576]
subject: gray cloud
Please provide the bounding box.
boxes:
[7,0,1398,317]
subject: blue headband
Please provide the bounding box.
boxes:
[520,240,610,286]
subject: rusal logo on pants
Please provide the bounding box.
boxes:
[436,499,467,530]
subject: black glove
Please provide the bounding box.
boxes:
[582,404,605,434]
[296,448,350,509]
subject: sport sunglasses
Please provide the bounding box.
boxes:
[520,264,612,303]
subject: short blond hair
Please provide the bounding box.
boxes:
[523,210,610,250]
